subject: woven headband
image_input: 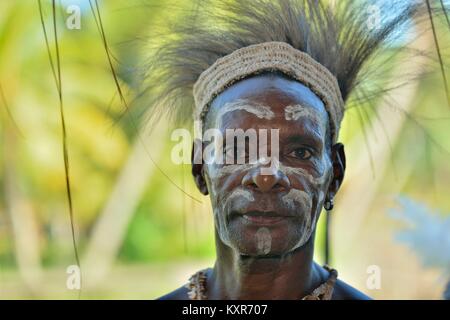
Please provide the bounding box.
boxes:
[193,41,345,143]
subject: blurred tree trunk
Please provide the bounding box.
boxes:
[2,113,42,294]
[82,118,168,287]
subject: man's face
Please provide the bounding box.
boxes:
[198,74,337,257]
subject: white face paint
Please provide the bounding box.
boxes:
[277,159,328,249]
[205,101,331,254]
[226,187,255,203]
[255,227,272,255]
[215,99,275,128]
[205,100,276,181]
[210,158,328,252]
[207,163,256,180]
[269,157,328,185]
[281,189,314,249]
[282,189,311,212]
[284,104,327,133]
[285,104,320,121]
[280,165,328,185]
[213,187,255,247]
[253,155,327,250]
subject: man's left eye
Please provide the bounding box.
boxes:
[288,148,313,160]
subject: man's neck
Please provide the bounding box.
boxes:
[207,235,323,300]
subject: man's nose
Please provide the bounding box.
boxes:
[242,167,290,193]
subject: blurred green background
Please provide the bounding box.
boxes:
[0,0,449,299]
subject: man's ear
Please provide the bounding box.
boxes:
[191,139,209,195]
[327,143,346,201]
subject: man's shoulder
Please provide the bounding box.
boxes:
[332,279,372,300]
[315,264,371,300]
[157,285,189,300]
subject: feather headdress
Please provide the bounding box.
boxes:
[139,0,448,140]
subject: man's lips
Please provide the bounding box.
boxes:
[236,211,293,225]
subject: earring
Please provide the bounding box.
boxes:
[324,198,334,211]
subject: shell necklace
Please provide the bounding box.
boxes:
[185,265,338,300]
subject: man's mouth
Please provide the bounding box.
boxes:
[239,211,293,225]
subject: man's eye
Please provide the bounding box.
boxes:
[289,148,313,160]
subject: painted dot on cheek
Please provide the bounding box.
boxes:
[255,227,272,255]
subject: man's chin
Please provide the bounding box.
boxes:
[223,218,308,255]
[226,236,306,257]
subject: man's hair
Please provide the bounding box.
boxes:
[138,0,441,130]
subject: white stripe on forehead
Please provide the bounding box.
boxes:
[284,104,327,136]
[215,99,274,127]
[285,104,322,122]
